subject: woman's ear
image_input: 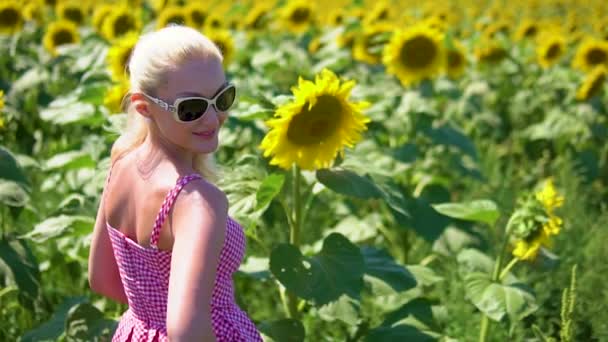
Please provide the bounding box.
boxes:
[131,93,150,117]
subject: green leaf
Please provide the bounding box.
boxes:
[255,173,285,212]
[318,294,360,325]
[21,297,87,342]
[431,200,500,225]
[0,180,29,206]
[0,237,40,299]
[382,298,444,332]
[20,215,95,243]
[39,100,100,126]
[0,145,29,188]
[423,123,478,160]
[407,265,444,287]
[258,319,305,342]
[43,151,96,171]
[269,233,365,306]
[361,246,417,292]
[316,168,383,199]
[464,272,538,322]
[65,302,116,340]
[365,324,438,342]
[76,82,109,106]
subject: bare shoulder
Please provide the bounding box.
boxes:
[170,179,228,236]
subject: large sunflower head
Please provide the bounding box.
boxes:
[156,5,192,29]
[572,38,608,73]
[259,69,371,170]
[185,3,208,28]
[107,32,138,82]
[0,1,24,35]
[353,23,394,65]
[382,24,445,87]
[102,7,142,41]
[43,20,80,55]
[55,1,87,26]
[536,32,566,68]
[280,0,316,34]
[204,28,235,66]
[446,40,467,79]
[576,65,607,101]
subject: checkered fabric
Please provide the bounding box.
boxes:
[104,165,263,341]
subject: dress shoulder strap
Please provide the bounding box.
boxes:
[149,173,203,248]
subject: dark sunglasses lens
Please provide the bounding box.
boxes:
[216,86,236,111]
[177,99,209,122]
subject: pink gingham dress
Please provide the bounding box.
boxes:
[104,167,263,341]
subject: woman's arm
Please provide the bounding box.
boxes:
[166,180,227,342]
[88,172,128,304]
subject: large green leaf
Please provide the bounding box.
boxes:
[464,272,538,322]
[316,168,384,199]
[0,237,40,299]
[0,146,29,187]
[254,173,285,212]
[361,246,417,292]
[20,215,95,243]
[431,200,500,226]
[258,319,305,342]
[317,294,360,325]
[39,100,101,126]
[423,123,478,160]
[21,296,88,342]
[65,302,116,341]
[269,233,365,306]
[43,151,96,171]
[0,180,29,206]
[365,324,438,342]
[381,298,445,332]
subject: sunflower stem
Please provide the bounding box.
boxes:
[499,257,520,281]
[285,165,303,320]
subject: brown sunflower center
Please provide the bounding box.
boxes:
[64,8,84,25]
[482,47,507,62]
[523,25,537,38]
[166,14,185,25]
[213,40,226,54]
[399,35,438,69]
[586,48,608,66]
[290,7,310,24]
[190,10,207,27]
[447,50,463,68]
[249,12,266,29]
[113,14,136,37]
[287,95,342,145]
[545,43,562,59]
[0,7,20,27]
[53,29,75,46]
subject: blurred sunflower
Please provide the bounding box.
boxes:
[482,20,511,40]
[104,80,130,114]
[446,40,467,79]
[43,20,80,55]
[259,68,370,170]
[576,65,607,101]
[157,5,192,29]
[185,3,208,28]
[205,29,234,66]
[363,0,391,25]
[421,16,447,34]
[23,0,44,24]
[514,19,540,41]
[336,28,357,50]
[56,1,86,26]
[325,8,346,27]
[353,23,393,65]
[0,1,24,34]
[92,5,114,34]
[510,178,565,261]
[280,0,315,34]
[474,38,507,64]
[382,24,445,87]
[203,13,224,31]
[102,7,141,41]
[536,33,566,68]
[107,32,138,82]
[243,3,272,31]
[572,38,608,73]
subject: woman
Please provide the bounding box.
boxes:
[87,25,263,342]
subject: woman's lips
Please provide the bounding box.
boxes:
[193,129,216,138]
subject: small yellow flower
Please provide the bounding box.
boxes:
[259,69,370,170]
[512,229,551,261]
[535,178,565,213]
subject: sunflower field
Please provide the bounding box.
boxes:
[1,0,608,341]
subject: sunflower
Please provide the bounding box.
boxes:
[43,20,80,55]
[512,228,551,261]
[280,0,315,34]
[243,3,272,31]
[56,1,86,26]
[514,19,540,41]
[104,80,130,114]
[107,32,138,82]
[156,5,192,29]
[102,7,141,41]
[474,38,507,64]
[185,3,208,28]
[0,1,24,34]
[259,69,371,170]
[325,8,346,27]
[536,32,566,68]
[353,23,393,65]
[382,24,445,87]
[204,29,235,66]
[576,65,607,101]
[446,40,467,79]
[23,0,44,24]
[203,12,224,31]
[572,38,608,73]
[92,4,114,34]
[482,20,511,40]
[362,0,391,25]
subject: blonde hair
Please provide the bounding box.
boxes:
[110,25,224,183]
